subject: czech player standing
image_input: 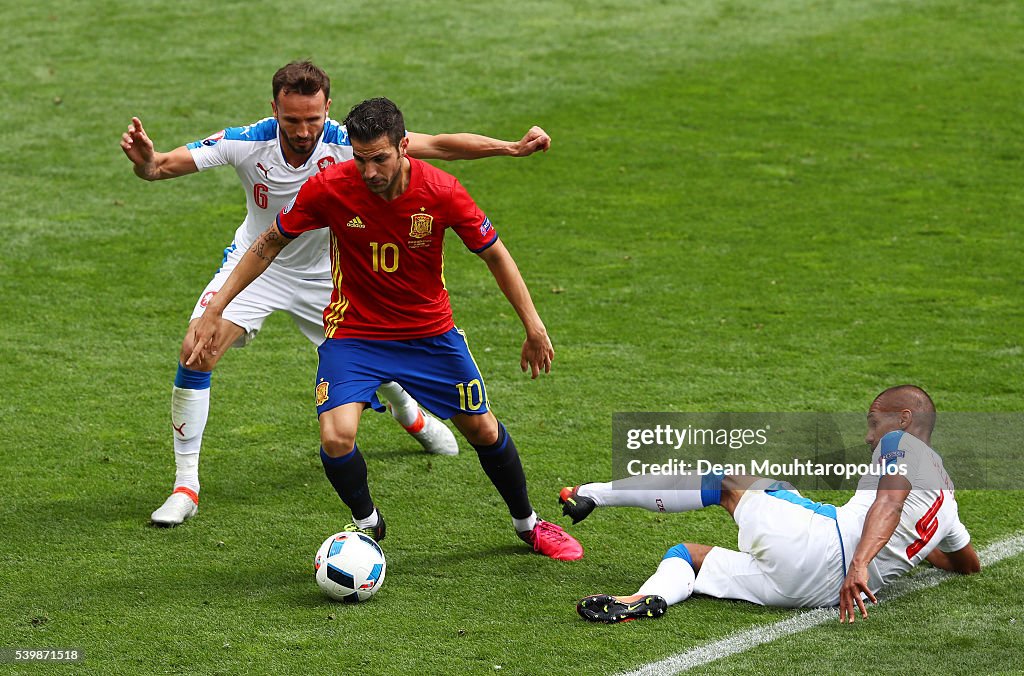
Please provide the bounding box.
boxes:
[186,97,583,561]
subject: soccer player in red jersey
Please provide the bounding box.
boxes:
[124,61,554,527]
[187,97,582,561]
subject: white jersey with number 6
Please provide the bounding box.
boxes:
[837,430,971,592]
[187,117,353,276]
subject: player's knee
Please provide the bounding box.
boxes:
[179,336,196,365]
[318,403,363,457]
[671,543,712,571]
[179,352,219,372]
[320,429,357,457]
[179,337,221,372]
[454,412,499,446]
[664,543,694,566]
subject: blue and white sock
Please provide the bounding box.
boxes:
[578,472,723,512]
[170,363,211,493]
[636,544,696,605]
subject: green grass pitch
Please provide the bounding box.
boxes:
[1,0,1022,674]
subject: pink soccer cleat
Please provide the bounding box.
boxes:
[518,519,584,561]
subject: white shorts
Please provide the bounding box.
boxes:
[190,246,331,348]
[693,490,847,608]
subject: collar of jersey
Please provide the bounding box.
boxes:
[278,130,324,170]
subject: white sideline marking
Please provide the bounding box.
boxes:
[619,534,1024,676]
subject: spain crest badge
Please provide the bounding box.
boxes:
[315,380,330,406]
[409,212,434,239]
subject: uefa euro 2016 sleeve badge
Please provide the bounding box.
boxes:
[315,379,330,406]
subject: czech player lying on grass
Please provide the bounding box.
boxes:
[561,385,979,622]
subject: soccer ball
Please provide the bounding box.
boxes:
[314,531,387,602]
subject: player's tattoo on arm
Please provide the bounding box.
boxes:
[250,227,284,264]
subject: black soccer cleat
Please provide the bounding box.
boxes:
[559,485,597,524]
[344,510,386,542]
[576,594,667,623]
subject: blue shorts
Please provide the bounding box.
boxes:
[314,327,490,420]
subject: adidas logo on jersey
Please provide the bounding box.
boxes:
[347,216,366,228]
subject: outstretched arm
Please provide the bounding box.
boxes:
[120,117,198,181]
[839,474,911,624]
[476,239,553,378]
[406,126,551,161]
[185,223,291,366]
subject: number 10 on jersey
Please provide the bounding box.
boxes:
[370,242,399,272]
[456,379,484,411]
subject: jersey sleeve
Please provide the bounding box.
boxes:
[936,499,972,553]
[276,174,326,239]
[447,180,498,253]
[186,129,237,171]
[878,431,911,475]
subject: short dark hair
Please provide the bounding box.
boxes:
[272,61,330,101]
[874,384,937,434]
[344,97,405,149]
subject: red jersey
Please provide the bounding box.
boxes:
[276,157,497,339]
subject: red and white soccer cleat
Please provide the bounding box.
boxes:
[402,408,459,456]
[150,487,199,527]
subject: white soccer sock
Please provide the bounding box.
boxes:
[577,474,710,512]
[355,509,380,529]
[377,381,419,428]
[512,511,538,533]
[635,556,696,606]
[173,452,200,496]
[170,385,209,493]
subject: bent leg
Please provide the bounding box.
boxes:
[379,381,459,456]
[611,543,712,605]
[634,543,700,605]
[690,546,784,606]
[577,542,713,622]
[451,410,499,446]
[319,401,363,458]
[453,411,531,521]
[378,381,420,426]
[170,317,245,487]
[319,402,379,524]
[453,411,582,561]
[152,318,244,526]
